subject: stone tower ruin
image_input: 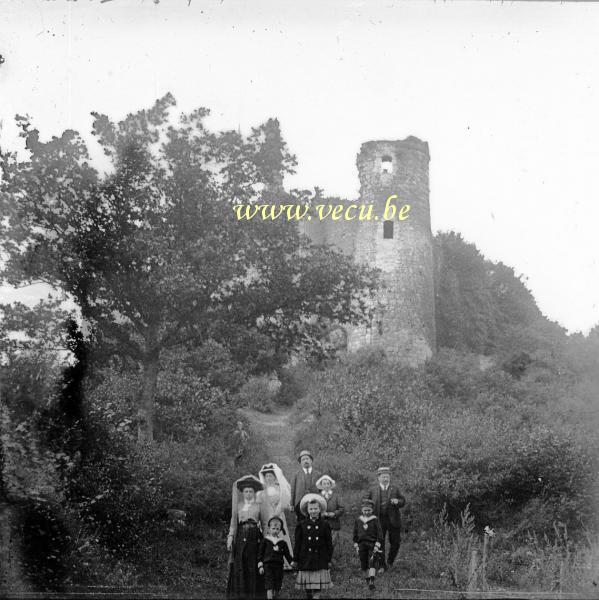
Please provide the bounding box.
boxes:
[303,137,436,365]
[351,137,435,363]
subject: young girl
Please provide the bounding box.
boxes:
[257,516,292,600]
[353,498,384,591]
[292,493,333,599]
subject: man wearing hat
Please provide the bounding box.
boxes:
[291,450,322,520]
[365,466,406,571]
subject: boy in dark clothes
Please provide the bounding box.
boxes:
[353,498,384,591]
[258,516,292,599]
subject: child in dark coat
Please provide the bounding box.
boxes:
[292,493,334,599]
[258,516,292,600]
[353,498,384,591]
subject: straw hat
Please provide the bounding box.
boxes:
[299,493,327,515]
[315,475,336,490]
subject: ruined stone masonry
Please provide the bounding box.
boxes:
[302,137,436,365]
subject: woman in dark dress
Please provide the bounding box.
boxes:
[226,475,267,599]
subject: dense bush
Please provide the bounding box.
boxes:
[409,413,596,532]
[293,347,598,537]
[1,344,270,589]
[163,342,247,393]
[18,500,73,590]
[234,374,279,412]
[275,361,313,407]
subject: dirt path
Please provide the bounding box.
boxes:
[236,407,509,599]
[240,406,296,474]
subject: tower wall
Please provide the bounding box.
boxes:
[347,138,436,364]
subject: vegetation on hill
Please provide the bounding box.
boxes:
[1,99,597,594]
[0,94,378,442]
[434,231,569,357]
[286,232,599,593]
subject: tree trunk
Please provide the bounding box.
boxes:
[137,349,160,443]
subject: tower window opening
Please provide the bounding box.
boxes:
[383,220,394,239]
[381,155,393,174]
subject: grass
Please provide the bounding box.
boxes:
[16,501,596,599]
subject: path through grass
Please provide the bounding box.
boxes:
[238,406,458,599]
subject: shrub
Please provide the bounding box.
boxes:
[163,342,247,393]
[18,500,73,591]
[423,504,478,588]
[409,412,597,534]
[294,348,598,539]
[234,374,278,412]
[276,362,313,407]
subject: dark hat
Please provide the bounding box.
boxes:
[267,515,286,534]
[376,466,391,475]
[297,450,314,463]
[259,463,276,475]
[235,475,263,492]
[361,498,375,508]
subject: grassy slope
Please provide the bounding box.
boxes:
[230,406,457,599]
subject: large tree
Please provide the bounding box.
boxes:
[0,94,378,441]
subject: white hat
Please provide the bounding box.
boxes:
[299,493,327,516]
[315,475,336,490]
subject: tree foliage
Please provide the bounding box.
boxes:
[0,94,378,441]
[434,232,565,356]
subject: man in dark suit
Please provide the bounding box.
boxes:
[365,466,406,571]
[290,450,322,520]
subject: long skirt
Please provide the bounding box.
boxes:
[226,521,265,600]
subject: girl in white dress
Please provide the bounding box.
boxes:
[258,463,294,569]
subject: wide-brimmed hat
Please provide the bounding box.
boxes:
[297,450,314,463]
[361,498,375,508]
[315,475,336,490]
[376,466,391,476]
[235,475,263,492]
[299,493,327,516]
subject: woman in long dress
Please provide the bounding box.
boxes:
[257,463,294,569]
[226,475,267,599]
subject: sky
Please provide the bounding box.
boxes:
[1,0,598,334]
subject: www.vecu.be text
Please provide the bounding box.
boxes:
[233,194,411,221]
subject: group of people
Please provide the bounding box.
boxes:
[226,450,406,599]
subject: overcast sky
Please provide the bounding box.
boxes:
[1,0,598,334]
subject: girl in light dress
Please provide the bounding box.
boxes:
[258,463,294,570]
